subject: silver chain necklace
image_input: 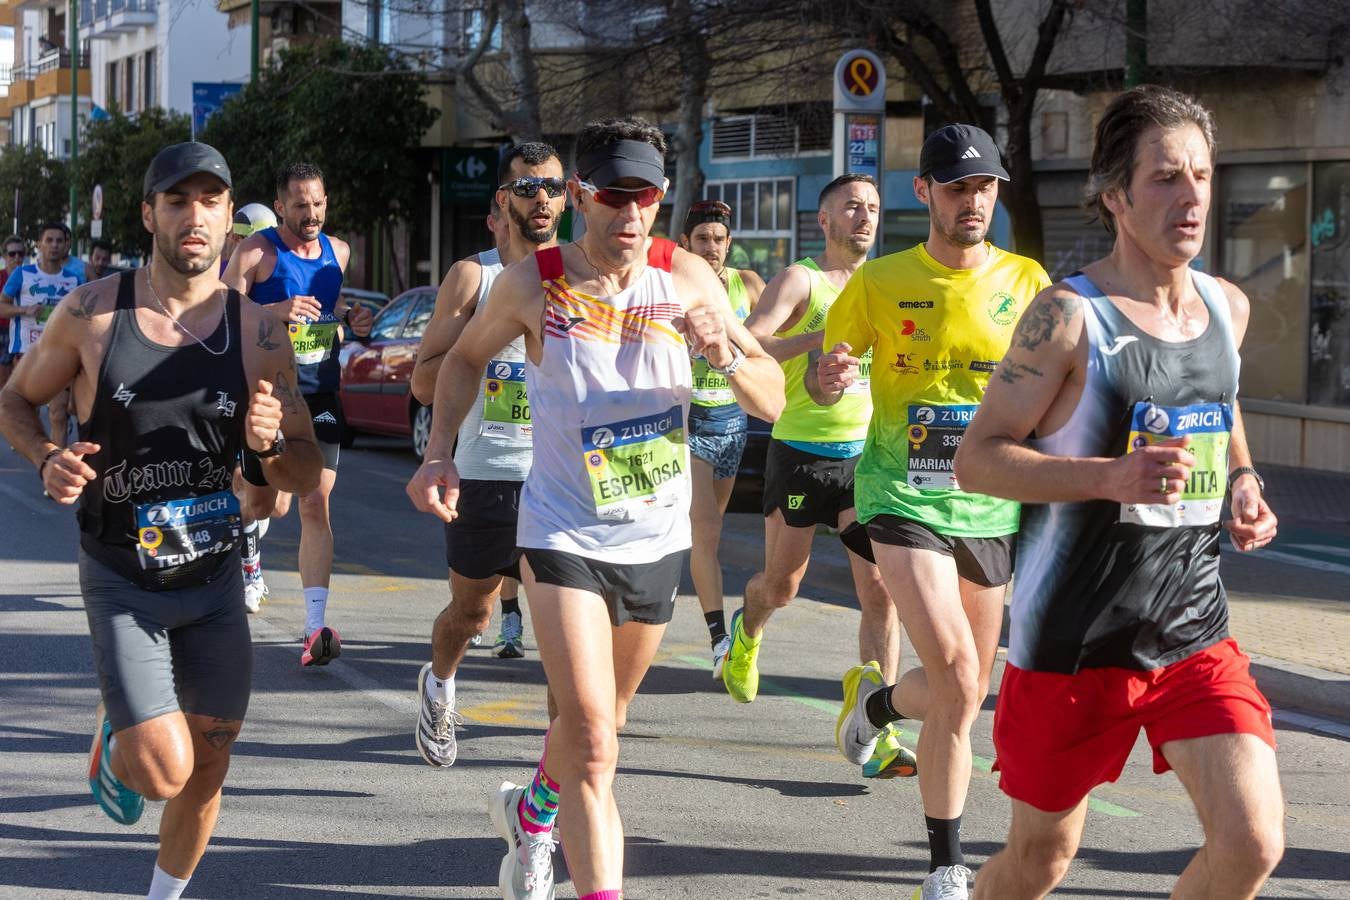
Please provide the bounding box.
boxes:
[143,268,229,357]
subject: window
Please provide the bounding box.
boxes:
[142,49,155,110]
[106,60,117,111]
[710,115,827,161]
[1216,164,1309,403]
[1309,161,1350,407]
[401,291,436,340]
[124,56,136,113]
[371,291,418,341]
[704,179,794,279]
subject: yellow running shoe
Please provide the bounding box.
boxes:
[835,660,885,764]
[864,722,918,778]
[721,608,761,703]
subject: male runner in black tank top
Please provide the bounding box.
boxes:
[956,87,1282,899]
[0,142,323,900]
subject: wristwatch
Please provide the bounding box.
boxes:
[255,430,286,459]
[1227,466,1264,494]
[708,344,745,377]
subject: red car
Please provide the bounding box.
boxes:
[338,286,437,458]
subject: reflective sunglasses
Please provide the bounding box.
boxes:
[499,176,567,199]
[576,176,668,209]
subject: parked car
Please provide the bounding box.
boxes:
[340,286,390,318]
[337,285,437,458]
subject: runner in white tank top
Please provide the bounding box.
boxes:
[406,143,567,777]
[407,120,783,899]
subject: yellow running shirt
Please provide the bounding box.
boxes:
[824,242,1050,537]
[771,258,872,443]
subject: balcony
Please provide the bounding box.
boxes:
[6,51,91,107]
[79,0,157,41]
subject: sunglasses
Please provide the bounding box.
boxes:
[5,249,24,258]
[499,176,567,199]
[576,177,668,210]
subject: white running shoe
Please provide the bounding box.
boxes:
[243,579,268,614]
[711,634,732,680]
[415,662,462,767]
[470,631,484,647]
[493,611,526,659]
[489,781,556,900]
[835,660,885,765]
[911,864,972,900]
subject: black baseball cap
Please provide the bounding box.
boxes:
[919,124,1009,184]
[576,139,666,189]
[143,141,233,197]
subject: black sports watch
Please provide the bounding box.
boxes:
[255,430,286,459]
[1227,466,1264,494]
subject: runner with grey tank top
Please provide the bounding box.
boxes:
[408,117,784,900]
[408,142,567,770]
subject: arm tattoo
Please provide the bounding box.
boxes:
[257,316,281,351]
[998,361,1045,384]
[67,292,99,320]
[274,371,300,414]
[201,718,238,751]
[1014,294,1079,351]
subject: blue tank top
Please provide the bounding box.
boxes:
[250,227,344,394]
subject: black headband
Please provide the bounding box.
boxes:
[682,208,731,236]
[576,139,666,189]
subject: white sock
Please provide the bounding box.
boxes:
[146,864,189,900]
[303,587,328,636]
[425,669,455,705]
[255,517,269,540]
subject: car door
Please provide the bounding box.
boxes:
[374,288,436,430]
[339,291,416,429]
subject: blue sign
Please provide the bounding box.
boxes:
[192,82,244,138]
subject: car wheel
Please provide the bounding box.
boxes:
[411,403,432,460]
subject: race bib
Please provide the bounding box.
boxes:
[288,318,339,366]
[844,349,873,395]
[905,404,977,490]
[1120,401,1231,527]
[481,359,532,440]
[135,490,242,571]
[581,406,688,521]
[35,301,57,324]
[691,359,735,406]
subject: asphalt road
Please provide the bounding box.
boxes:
[1,436,1348,899]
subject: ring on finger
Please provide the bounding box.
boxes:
[1159,476,1169,494]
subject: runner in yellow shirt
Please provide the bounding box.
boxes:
[819,125,1050,900]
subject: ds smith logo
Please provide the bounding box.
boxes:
[901,320,932,341]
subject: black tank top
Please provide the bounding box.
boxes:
[1008,271,1241,673]
[78,270,249,590]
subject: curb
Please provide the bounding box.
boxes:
[1247,654,1350,722]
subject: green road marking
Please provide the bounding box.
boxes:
[677,653,1142,818]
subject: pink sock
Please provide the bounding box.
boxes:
[516,727,560,834]
[578,892,622,900]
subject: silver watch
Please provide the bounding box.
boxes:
[708,344,745,377]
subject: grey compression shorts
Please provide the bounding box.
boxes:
[81,550,253,732]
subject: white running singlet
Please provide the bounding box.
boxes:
[517,239,693,563]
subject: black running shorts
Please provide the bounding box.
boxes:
[522,547,685,627]
[761,439,858,528]
[80,550,253,732]
[444,479,524,581]
[853,514,1015,588]
[304,391,343,470]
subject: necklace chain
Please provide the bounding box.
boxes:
[144,268,229,357]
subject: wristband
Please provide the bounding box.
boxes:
[38,447,61,484]
[240,448,270,487]
[1227,466,1264,494]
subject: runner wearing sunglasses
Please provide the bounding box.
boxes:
[407,116,783,900]
[409,142,566,776]
[678,199,766,676]
[0,236,25,390]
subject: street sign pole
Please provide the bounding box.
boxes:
[833,49,887,257]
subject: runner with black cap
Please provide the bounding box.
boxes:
[407,116,783,900]
[821,123,1049,900]
[677,199,765,675]
[0,140,323,900]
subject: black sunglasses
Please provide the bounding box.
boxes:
[5,250,24,258]
[499,176,567,199]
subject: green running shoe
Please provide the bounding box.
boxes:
[864,722,919,779]
[721,608,761,703]
[88,704,144,826]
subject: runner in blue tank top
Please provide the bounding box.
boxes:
[223,162,372,666]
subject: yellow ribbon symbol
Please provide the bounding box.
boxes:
[848,57,875,95]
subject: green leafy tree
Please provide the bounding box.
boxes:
[72,107,191,258]
[0,145,69,243]
[201,40,439,259]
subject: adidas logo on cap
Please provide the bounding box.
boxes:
[960,146,981,159]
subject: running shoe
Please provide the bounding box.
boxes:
[711,634,732,680]
[721,608,761,703]
[494,611,526,659]
[489,780,556,900]
[470,631,484,648]
[415,662,464,767]
[835,660,884,765]
[243,578,268,614]
[911,864,972,899]
[864,722,918,779]
[88,704,144,826]
[300,626,342,666]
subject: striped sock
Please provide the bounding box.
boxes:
[517,762,560,834]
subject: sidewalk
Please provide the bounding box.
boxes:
[722,463,1350,721]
